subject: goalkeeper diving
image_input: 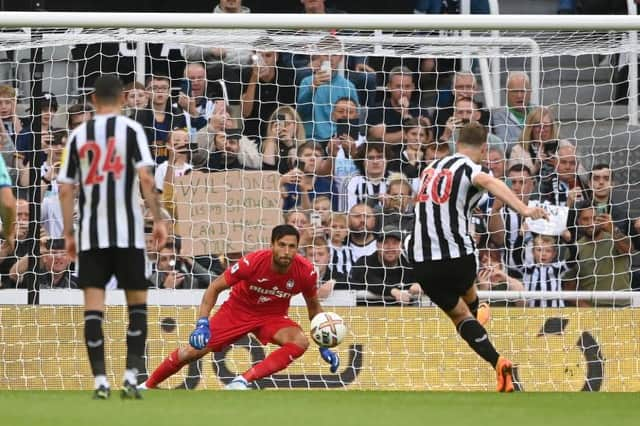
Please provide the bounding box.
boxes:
[140,224,340,390]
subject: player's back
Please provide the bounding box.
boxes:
[408,153,487,262]
[224,249,317,317]
[58,113,153,251]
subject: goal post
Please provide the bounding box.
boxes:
[0,13,639,391]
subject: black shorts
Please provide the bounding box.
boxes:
[77,248,148,290]
[413,254,478,312]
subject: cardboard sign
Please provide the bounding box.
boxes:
[174,171,282,255]
[525,200,569,236]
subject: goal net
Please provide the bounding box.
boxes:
[1,17,639,392]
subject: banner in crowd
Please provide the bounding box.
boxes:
[1,307,639,391]
[173,171,282,256]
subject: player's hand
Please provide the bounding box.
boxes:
[189,317,210,350]
[64,233,77,260]
[152,221,167,251]
[523,206,549,221]
[319,347,340,373]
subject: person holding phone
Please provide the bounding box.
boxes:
[297,35,359,141]
[178,63,213,131]
[261,106,307,175]
[326,98,362,188]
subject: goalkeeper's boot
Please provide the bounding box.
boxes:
[92,385,111,400]
[477,302,491,327]
[495,356,514,393]
[137,381,148,391]
[225,376,250,390]
[121,381,143,400]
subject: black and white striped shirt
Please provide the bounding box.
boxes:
[345,175,387,212]
[408,154,486,262]
[522,261,568,308]
[58,113,154,252]
[329,244,353,275]
[500,205,534,277]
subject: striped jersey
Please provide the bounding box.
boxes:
[522,261,568,308]
[500,205,534,277]
[408,154,487,262]
[345,175,387,212]
[58,113,154,252]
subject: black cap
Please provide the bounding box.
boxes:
[377,226,404,242]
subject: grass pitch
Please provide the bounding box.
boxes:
[0,390,637,426]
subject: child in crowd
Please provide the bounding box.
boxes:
[328,212,352,275]
[522,234,568,308]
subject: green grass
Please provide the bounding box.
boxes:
[1,390,638,426]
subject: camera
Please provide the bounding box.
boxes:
[542,140,559,156]
[179,78,192,96]
[335,118,360,140]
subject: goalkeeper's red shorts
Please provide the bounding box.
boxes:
[206,303,301,352]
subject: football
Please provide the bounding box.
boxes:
[310,312,347,348]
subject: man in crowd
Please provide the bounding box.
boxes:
[490,72,532,144]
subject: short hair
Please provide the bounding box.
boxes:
[0,85,15,99]
[145,74,170,87]
[312,195,331,206]
[590,163,611,180]
[507,71,530,87]
[330,212,347,226]
[271,224,300,244]
[452,71,477,88]
[533,234,557,248]
[163,236,183,254]
[388,66,414,85]
[386,172,413,195]
[297,140,324,157]
[507,163,532,177]
[67,103,93,126]
[334,96,359,108]
[316,34,343,52]
[123,81,145,92]
[488,146,504,156]
[354,141,386,175]
[93,75,124,104]
[310,237,329,250]
[402,117,420,130]
[457,122,487,147]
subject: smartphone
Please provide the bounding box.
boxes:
[596,204,608,215]
[320,60,331,73]
[188,142,199,152]
[179,78,191,96]
[335,118,360,140]
[310,212,322,228]
[543,140,559,156]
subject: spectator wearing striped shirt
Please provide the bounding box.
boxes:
[344,141,387,212]
[328,212,352,276]
[522,234,568,308]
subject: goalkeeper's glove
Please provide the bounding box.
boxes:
[189,317,210,350]
[319,347,340,373]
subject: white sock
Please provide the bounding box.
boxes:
[123,369,138,386]
[94,375,109,389]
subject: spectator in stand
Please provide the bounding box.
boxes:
[326,97,363,188]
[0,198,30,288]
[347,201,378,263]
[484,146,506,181]
[192,98,234,168]
[537,140,589,207]
[10,237,77,289]
[349,226,421,305]
[280,141,337,211]
[297,35,359,141]
[134,75,188,164]
[241,47,295,143]
[386,117,433,179]
[0,85,21,142]
[261,105,306,174]
[344,141,387,212]
[521,234,568,308]
[16,92,58,187]
[380,173,415,233]
[205,128,260,172]
[432,71,477,141]
[148,238,213,289]
[312,195,333,228]
[66,103,93,131]
[282,1,377,108]
[564,201,633,307]
[507,106,560,174]
[123,81,149,115]
[305,236,347,299]
[154,128,194,220]
[40,129,68,238]
[284,209,314,252]
[475,243,525,307]
[487,164,537,278]
[423,140,451,161]
[185,0,253,104]
[328,212,352,275]
[588,163,640,288]
[490,72,532,144]
[368,66,430,145]
[178,63,214,131]
[440,98,503,150]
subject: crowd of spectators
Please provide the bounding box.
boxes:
[0,0,639,307]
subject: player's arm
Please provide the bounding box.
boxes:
[139,166,167,250]
[0,187,16,246]
[303,293,324,322]
[188,273,231,350]
[474,172,548,220]
[487,197,506,247]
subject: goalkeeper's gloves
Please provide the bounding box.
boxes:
[319,347,340,373]
[189,317,210,350]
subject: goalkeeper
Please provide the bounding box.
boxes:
[140,225,340,390]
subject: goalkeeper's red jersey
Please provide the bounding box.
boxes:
[222,249,318,317]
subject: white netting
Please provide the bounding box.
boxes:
[0,22,639,391]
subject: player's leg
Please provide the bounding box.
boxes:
[461,284,490,326]
[78,249,112,399]
[141,344,212,389]
[117,248,151,399]
[231,320,308,389]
